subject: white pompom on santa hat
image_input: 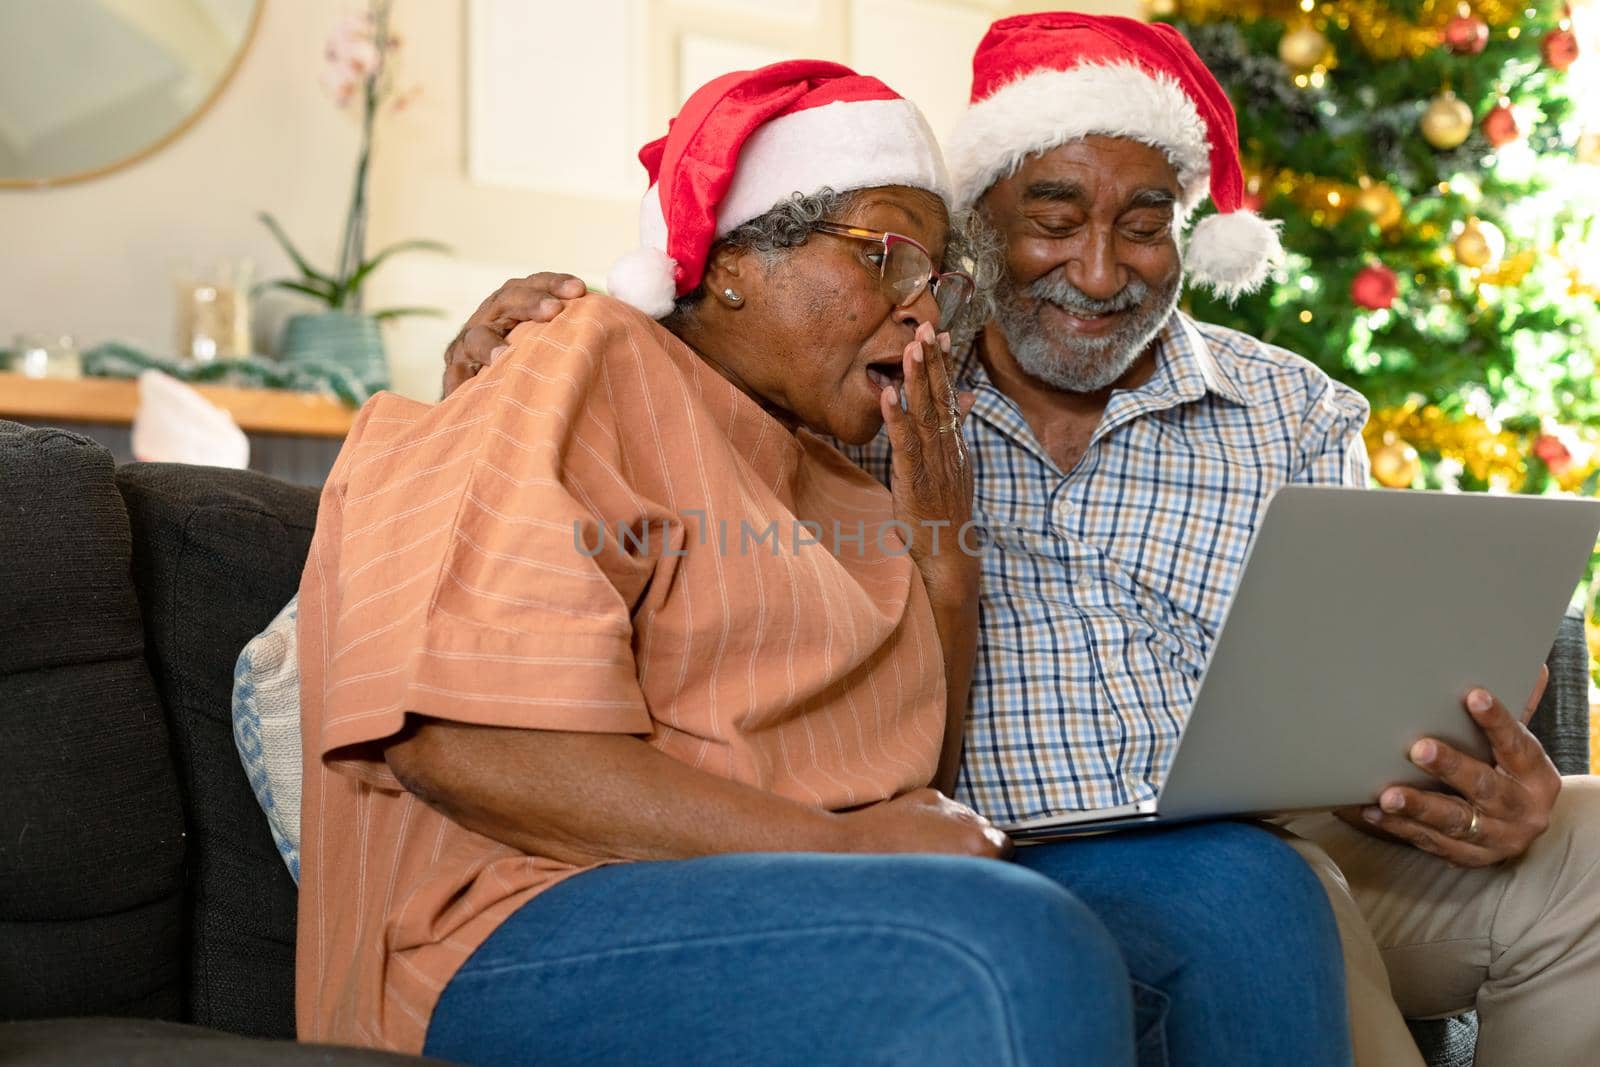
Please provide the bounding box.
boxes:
[946,13,1283,301]
[607,60,950,318]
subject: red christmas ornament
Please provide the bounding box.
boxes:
[1482,101,1520,148]
[1542,27,1580,71]
[1534,434,1573,474]
[1444,13,1490,55]
[1351,264,1399,310]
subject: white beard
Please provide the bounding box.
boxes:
[993,267,1182,394]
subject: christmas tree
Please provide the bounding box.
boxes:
[1156,0,1600,761]
[1155,0,1600,498]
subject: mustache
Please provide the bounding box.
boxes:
[1023,273,1150,317]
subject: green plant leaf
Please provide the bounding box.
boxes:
[257,277,338,306]
[336,239,452,305]
[258,212,336,287]
[371,306,447,321]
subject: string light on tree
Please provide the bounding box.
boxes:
[1242,169,1267,212]
[1421,91,1475,149]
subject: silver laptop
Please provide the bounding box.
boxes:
[1003,485,1600,843]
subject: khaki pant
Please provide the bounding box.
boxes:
[1280,776,1600,1067]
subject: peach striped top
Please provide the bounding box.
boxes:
[296,295,946,1053]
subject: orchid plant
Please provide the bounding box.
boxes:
[260,0,445,320]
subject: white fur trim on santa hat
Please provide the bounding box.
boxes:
[948,63,1210,210]
[606,246,679,319]
[608,96,951,318]
[1185,210,1284,301]
[717,97,951,234]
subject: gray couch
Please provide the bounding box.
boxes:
[0,418,1590,1065]
[0,421,441,1064]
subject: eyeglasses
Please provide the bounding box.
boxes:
[813,221,975,327]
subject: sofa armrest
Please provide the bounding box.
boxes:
[1529,611,1590,776]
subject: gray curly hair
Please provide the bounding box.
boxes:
[946,206,1005,346]
[665,188,855,324]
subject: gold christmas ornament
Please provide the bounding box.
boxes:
[1279,25,1331,72]
[1421,91,1474,150]
[1353,180,1403,230]
[1372,440,1422,488]
[1147,0,1179,17]
[1452,218,1506,269]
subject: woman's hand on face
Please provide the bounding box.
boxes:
[879,321,978,600]
[839,788,1011,859]
[442,272,587,396]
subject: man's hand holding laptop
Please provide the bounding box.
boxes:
[1345,666,1561,867]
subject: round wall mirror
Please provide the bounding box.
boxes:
[0,0,262,189]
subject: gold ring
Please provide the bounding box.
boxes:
[937,419,960,434]
[1465,806,1482,840]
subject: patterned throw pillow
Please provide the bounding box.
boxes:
[231,596,303,882]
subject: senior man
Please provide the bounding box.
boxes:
[448,14,1596,1066]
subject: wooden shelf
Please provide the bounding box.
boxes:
[0,372,355,438]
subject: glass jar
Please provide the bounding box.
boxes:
[12,333,81,379]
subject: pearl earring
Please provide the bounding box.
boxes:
[723,288,744,305]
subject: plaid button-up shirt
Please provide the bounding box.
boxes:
[845,311,1371,822]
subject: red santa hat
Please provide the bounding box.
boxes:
[946,13,1283,301]
[607,59,950,318]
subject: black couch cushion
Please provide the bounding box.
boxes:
[117,463,318,1039]
[0,1018,455,1065]
[0,422,187,1020]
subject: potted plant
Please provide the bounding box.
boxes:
[260,0,445,391]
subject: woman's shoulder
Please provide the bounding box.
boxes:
[491,293,703,418]
[500,292,681,372]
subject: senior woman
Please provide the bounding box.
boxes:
[295,61,1349,1066]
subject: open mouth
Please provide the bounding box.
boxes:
[865,358,906,392]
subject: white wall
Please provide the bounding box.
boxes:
[0,0,1140,404]
[0,0,360,363]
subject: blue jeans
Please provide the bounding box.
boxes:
[424,822,1350,1067]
